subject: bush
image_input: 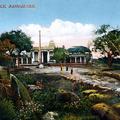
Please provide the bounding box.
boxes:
[92,103,119,120]
[15,74,35,85]
[0,70,9,79]
[32,88,57,112]
[60,114,100,120]
[0,99,16,120]
[88,93,111,103]
[17,101,42,120]
[32,87,92,115]
[60,114,81,120]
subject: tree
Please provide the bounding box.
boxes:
[0,39,15,55]
[94,24,120,67]
[53,47,69,63]
[0,39,15,66]
[9,30,32,53]
[0,30,32,66]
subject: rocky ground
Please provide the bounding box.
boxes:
[25,66,120,92]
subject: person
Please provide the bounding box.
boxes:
[71,68,73,74]
[66,66,68,71]
[60,65,63,71]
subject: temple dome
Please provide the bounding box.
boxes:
[48,40,55,48]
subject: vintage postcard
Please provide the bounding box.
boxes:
[0,0,120,120]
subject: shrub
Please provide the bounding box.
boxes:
[0,82,11,99]
[59,114,81,120]
[32,88,57,112]
[15,74,35,85]
[17,101,42,120]
[92,103,119,120]
[0,99,16,120]
[82,90,98,96]
[88,93,111,103]
[0,70,9,79]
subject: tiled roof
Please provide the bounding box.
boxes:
[68,46,91,53]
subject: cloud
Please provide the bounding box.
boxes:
[18,19,96,48]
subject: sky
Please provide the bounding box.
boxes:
[0,0,120,48]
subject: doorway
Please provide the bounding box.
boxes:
[43,51,47,63]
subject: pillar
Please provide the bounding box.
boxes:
[84,57,86,64]
[26,58,28,64]
[75,57,77,63]
[16,58,18,66]
[47,51,50,62]
[42,52,43,63]
[21,58,23,64]
[70,57,71,63]
[32,52,35,63]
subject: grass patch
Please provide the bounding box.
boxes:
[0,70,9,79]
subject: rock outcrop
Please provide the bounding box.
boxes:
[92,103,120,120]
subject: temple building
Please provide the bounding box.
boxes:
[18,40,55,65]
[18,41,91,65]
[32,40,55,64]
[67,46,91,64]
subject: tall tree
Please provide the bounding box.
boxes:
[9,30,32,53]
[0,30,32,66]
[94,25,120,67]
[0,39,15,66]
[53,47,69,63]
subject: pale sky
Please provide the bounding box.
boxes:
[0,0,120,48]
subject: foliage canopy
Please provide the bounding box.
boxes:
[0,30,32,54]
[94,24,120,66]
[53,47,69,63]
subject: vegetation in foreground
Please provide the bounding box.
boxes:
[1,67,120,120]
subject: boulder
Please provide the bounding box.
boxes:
[43,111,58,120]
[92,103,120,120]
[39,64,44,69]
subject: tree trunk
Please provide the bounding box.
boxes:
[107,52,112,68]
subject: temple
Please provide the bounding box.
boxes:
[67,46,91,64]
[18,40,55,65]
[17,41,91,65]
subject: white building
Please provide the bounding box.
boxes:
[67,46,91,64]
[18,40,55,65]
[17,42,91,65]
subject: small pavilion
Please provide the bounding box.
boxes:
[67,46,91,64]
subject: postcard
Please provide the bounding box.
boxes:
[0,0,120,120]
